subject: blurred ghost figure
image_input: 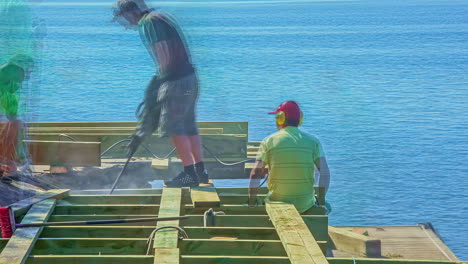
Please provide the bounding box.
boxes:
[0,0,44,178]
[0,54,34,177]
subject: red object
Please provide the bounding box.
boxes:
[0,121,20,176]
[0,207,13,238]
[268,101,301,120]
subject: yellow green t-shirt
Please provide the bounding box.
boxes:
[256,126,325,213]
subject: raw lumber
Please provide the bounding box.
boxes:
[0,199,56,264]
[26,140,101,166]
[328,226,381,257]
[153,188,182,264]
[266,202,329,264]
[10,189,69,217]
[190,181,220,208]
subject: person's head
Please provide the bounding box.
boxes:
[268,101,303,129]
[112,0,144,26]
[9,53,34,80]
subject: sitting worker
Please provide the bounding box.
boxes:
[0,54,34,177]
[248,101,330,214]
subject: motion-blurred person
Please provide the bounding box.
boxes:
[248,101,331,214]
[112,0,208,187]
[0,54,34,177]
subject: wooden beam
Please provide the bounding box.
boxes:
[181,256,290,264]
[328,226,381,257]
[61,194,162,205]
[180,239,327,256]
[180,239,286,256]
[27,255,153,264]
[10,189,69,218]
[40,226,278,240]
[152,159,169,169]
[26,127,223,135]
[185,204,325,215]
[153,188,182,264]
[25,140,101,166]
[0,199,56,264]
[190,181,221,208]
[266,202,329,264]
[32,238,149,255]
[327,258,463,264]
[53,204,159,215]
[48,214,158,224]
[71,188,163,195]
[27,121,248,134]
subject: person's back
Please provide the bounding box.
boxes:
[261,126,324,212]
[249,101,330,214]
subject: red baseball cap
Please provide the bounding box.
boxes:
[268,101,301,120]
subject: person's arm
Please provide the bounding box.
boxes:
[248,160,266,206]
[314,157,330,195]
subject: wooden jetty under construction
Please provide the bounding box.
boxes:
[0,121,464,264]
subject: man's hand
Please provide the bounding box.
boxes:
[127,135,142,157]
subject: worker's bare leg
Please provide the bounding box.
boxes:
[172,136,195,166]
[188,135,203,163]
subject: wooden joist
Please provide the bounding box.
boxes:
[190,181,221,208]
[266,202,329,264]
[153,188,183,264]
[27,121,248,135]
[26,127,223,135]
[61,194,162,205]
[27,255,153,264]
[0,199,56,264]
[10,189,69,217]
[53,204,159,215]
[328,226,381,258]
[26,140,101,166]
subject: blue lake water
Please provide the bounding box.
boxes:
[17,0,468,259]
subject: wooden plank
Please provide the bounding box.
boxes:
[48,215,158,224]
[190,181,221,208]
[153,188,182,264]
[180,239,327,256]
[25,140,101,166]
[267,202,329,264]
[28,121,247,134]
[26,127,224,135]
[0,199,56,264]
[328,226,381,257]
[27,255,153,264]
[181,256,290,264]
[25,256,463,264]
[61,195,162,205]
[185,204,325,215]
[152,159,169,169]
[53,204,159,215]
[71,188,163,195]
[26,128,223,135]
[10,189,69,217]
[328,258,462,264]
[31,238,149,255]
[40,226,278,240]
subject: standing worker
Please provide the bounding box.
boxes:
[112,0,208,187]
[248,101,331,214]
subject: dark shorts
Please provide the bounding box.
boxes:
[157,73,199,137]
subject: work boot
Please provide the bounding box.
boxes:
[195,162,209,184]
[164,171,199,188]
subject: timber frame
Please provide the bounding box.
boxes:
[0,186,463,264]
